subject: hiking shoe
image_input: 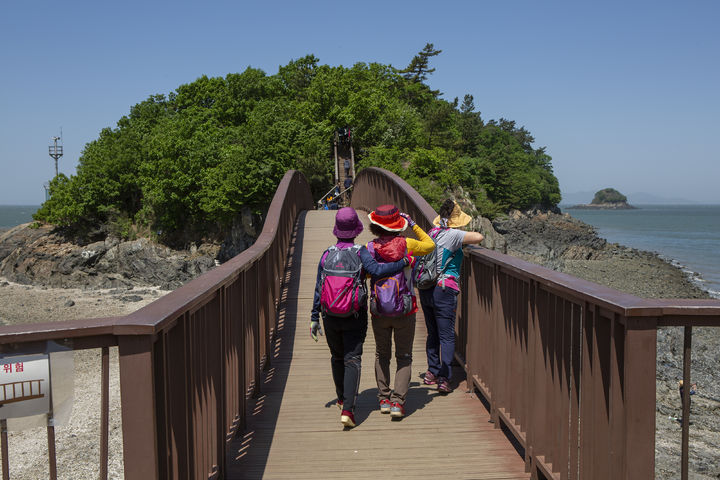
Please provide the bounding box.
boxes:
[423,371,437,385]
[379,399,392,414]
[437,377,452,394]
[341,410,356,428]
[390,402,405,418]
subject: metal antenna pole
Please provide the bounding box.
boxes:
[48,136,63,178]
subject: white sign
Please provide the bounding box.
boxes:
[0,354,50,420]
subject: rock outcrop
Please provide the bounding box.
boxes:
[0,225,217,290]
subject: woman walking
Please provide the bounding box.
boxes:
[310,207,409,428]
[418,199,483,393]
[366,205,435,419]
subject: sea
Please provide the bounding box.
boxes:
[1,204,718,298]
[563,205,720,299]
[0,205,39,230]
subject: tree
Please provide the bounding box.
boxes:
[34,53,563,242]
[401,43,442,84]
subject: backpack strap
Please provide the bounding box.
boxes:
[321,245,338,268]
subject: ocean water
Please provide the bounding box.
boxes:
[0,205,39,229]
[563,205,720,298]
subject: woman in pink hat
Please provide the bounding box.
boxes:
[311,207,409,428]
[366,204,435,419]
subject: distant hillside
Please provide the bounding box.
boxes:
[627,192,701,205]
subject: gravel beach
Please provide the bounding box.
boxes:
[0,281,168,479]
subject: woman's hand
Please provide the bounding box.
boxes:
[399,212,416,227]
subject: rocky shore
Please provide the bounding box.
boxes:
[1,211,718,479]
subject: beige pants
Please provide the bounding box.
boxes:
[372,314,416,405]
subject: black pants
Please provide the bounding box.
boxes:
[322,309,368,412]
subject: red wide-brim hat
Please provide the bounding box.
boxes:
[368,204,408,232]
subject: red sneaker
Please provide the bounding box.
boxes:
[390,402,405,418]
[379,398,392,414]
[341,410,356,428]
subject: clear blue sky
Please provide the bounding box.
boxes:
[1,0,718,205]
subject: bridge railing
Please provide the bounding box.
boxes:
[353,166,720,480]
[0,170,313,479]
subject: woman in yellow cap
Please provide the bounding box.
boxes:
[418,199,483,393]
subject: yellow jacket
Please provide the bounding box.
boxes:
[406,224,435,257]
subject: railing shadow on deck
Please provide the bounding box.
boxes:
[224,211,306,479]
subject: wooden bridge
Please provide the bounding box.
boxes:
[1,167,719,479]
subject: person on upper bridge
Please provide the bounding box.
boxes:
[366,205,435,419]
[418,199,483,394]
[311,207,410,429]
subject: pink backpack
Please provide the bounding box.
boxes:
[320,245,366,317]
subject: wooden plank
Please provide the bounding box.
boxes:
[226,210,529,479]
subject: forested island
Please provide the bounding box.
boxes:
[567,187,636,210]
[34,44,560,247]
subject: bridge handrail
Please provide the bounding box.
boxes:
[352,166,720,480]
[0,170,313,479]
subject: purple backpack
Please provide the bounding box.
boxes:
[367,242,413,317]
[320,245,366,317]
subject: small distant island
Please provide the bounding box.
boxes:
[567,188,637,210]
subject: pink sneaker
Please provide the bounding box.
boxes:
[437,377,452,394]
[423,371,437,385]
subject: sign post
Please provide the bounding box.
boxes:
[0,354,52,479]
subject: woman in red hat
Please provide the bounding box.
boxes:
[311,207,409,428]
[366,204,435,419]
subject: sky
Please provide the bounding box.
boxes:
[1,0,718,205]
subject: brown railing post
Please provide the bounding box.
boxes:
[100,346,109,480]
[681,326,692,480]
[622,316,657,480]
[1,419,8,480]
[119,335,159,480]
[47,415,57,480]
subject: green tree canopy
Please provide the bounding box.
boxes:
[35,47,561,244]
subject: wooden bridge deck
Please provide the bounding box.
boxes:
[226,210,529,479]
